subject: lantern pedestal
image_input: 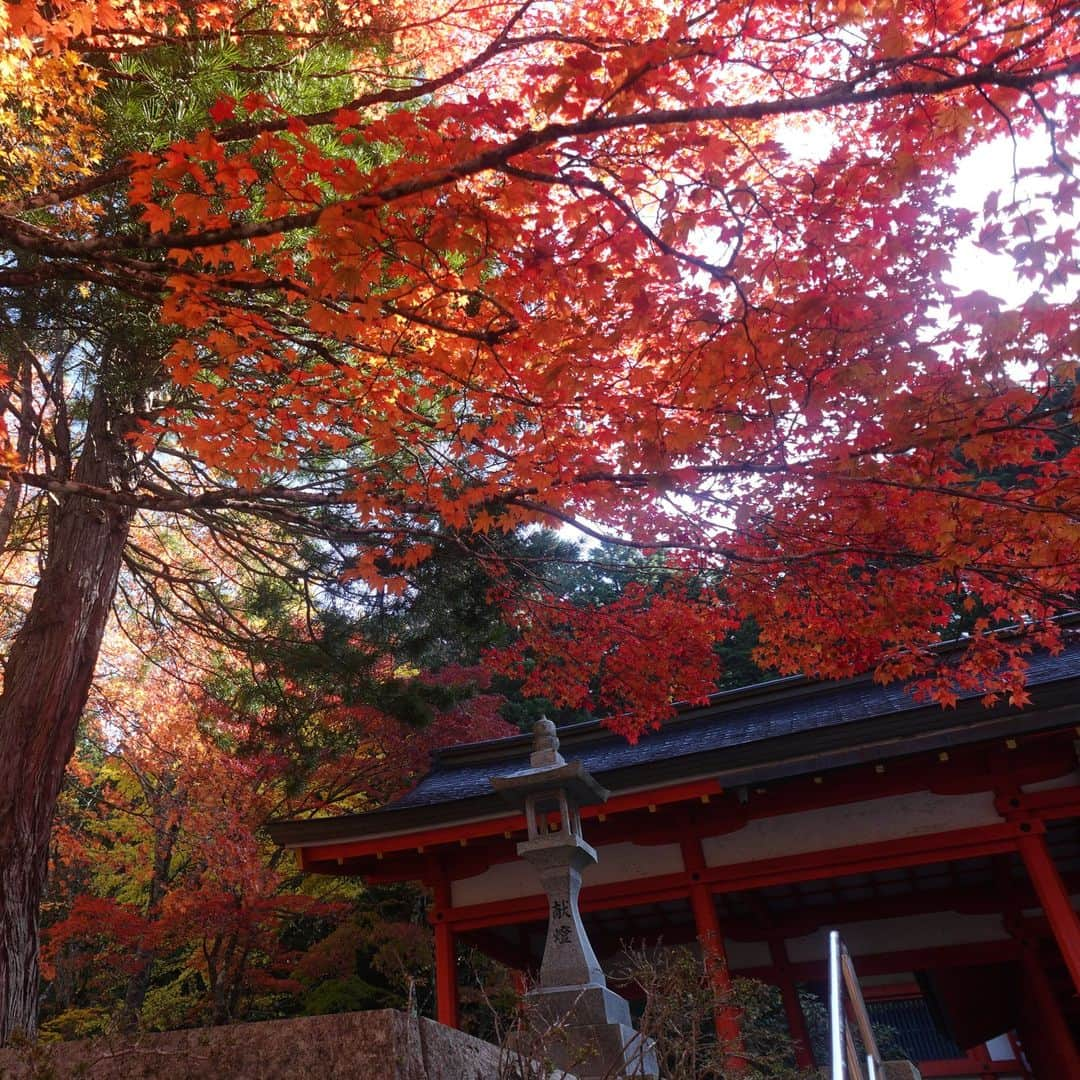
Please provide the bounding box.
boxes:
[492,720,658,1080]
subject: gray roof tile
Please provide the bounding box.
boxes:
[386,641,1080,812]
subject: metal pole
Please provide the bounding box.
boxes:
[829,930,845,1080]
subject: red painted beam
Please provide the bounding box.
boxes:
[682,836,744,1065]
[303,813,525,866]
[433,919,458,1028]
[447,869,695,932]
[1005,784,1080,822]
[860,981,922,1001]
[768,937,816,1069]
[702,822,1023,894]
[721,880,1046,945]
[1017,938,1080,1078]
[429,876,459,1029]
[1016,828,1080,994]
[442,820,1030,932]
[296,735,1078,887]
[734,939,1021,981]
[297,776,723,867]
[918,1059,1026,1078]
[475,903,1062,978]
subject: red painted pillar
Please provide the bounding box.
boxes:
[430,876,459,1028]
[967,1043,997,1080]
[1017,828,1080,993]
[681,837,743,1065]
[1007,1031,1034,1080]
[1017,938,1080,1079]
[768,937,815,1069]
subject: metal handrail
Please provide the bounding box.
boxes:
[829,930,883,1080]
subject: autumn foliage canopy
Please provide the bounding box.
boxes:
[40,638,513,1033]
[3,0,1078,730]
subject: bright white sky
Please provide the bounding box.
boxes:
[947,142,1028,306]
[778,119,1074,310]
[944,132,1078,396]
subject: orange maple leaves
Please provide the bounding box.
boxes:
[489,583,737,738]
[5,0,1080,731]
[42,619,516,1018]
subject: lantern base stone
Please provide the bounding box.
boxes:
[523,1020,658,1080]
[527,983,632,1027]
[524,986,658,1080]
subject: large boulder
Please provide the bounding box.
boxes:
[0,1010,502,1079]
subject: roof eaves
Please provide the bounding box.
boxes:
[266,677,1080,851]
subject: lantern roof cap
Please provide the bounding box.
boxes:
[530,717,564,768]
[490,758,610,809]
[489,719,610,808]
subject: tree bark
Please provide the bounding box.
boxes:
[210,933,235,1025]
[0,381,138,1043]
[120,807,180,1030]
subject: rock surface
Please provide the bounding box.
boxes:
[880,1062,923,1080]
[0,1010,502,1079]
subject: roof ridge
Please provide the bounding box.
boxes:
[431,616,1080,765]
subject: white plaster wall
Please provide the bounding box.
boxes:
[985,1034,1015,1061]
[450,857,537,907]
[702,791,999,868]
[451,790,1006,904]
[1022,767,1080,792]
[450,841,684,907]
[783,911,1007,965]
[581,841,684,888]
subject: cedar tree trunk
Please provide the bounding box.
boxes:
[0,381,139,1042]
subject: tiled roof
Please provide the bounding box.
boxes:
[267,630,1080,847]
[390,643,1080,811]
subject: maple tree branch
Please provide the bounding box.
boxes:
[4,55,1077,264]
[0,254,165,301]
[4,471,356,514]
[502,163,737,285]
[502,495,948,569]
[0,162,133,216]
[383,301,519,343]
[853,475,1080,519]
[0,0,544,216]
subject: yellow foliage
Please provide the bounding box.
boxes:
[0,49,102,207]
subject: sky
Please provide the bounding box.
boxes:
[945,133,1075,309]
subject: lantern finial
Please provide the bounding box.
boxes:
[530,716,564,768]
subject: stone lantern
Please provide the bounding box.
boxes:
[492,719,658,1080]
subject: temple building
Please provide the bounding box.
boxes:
[269,636,1080,1078]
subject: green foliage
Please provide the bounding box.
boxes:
[716,617,773,690]
[101,34,368,155]
[301,975,390,1016]
[140,972,202,1032]
[37,1007,111,1044]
